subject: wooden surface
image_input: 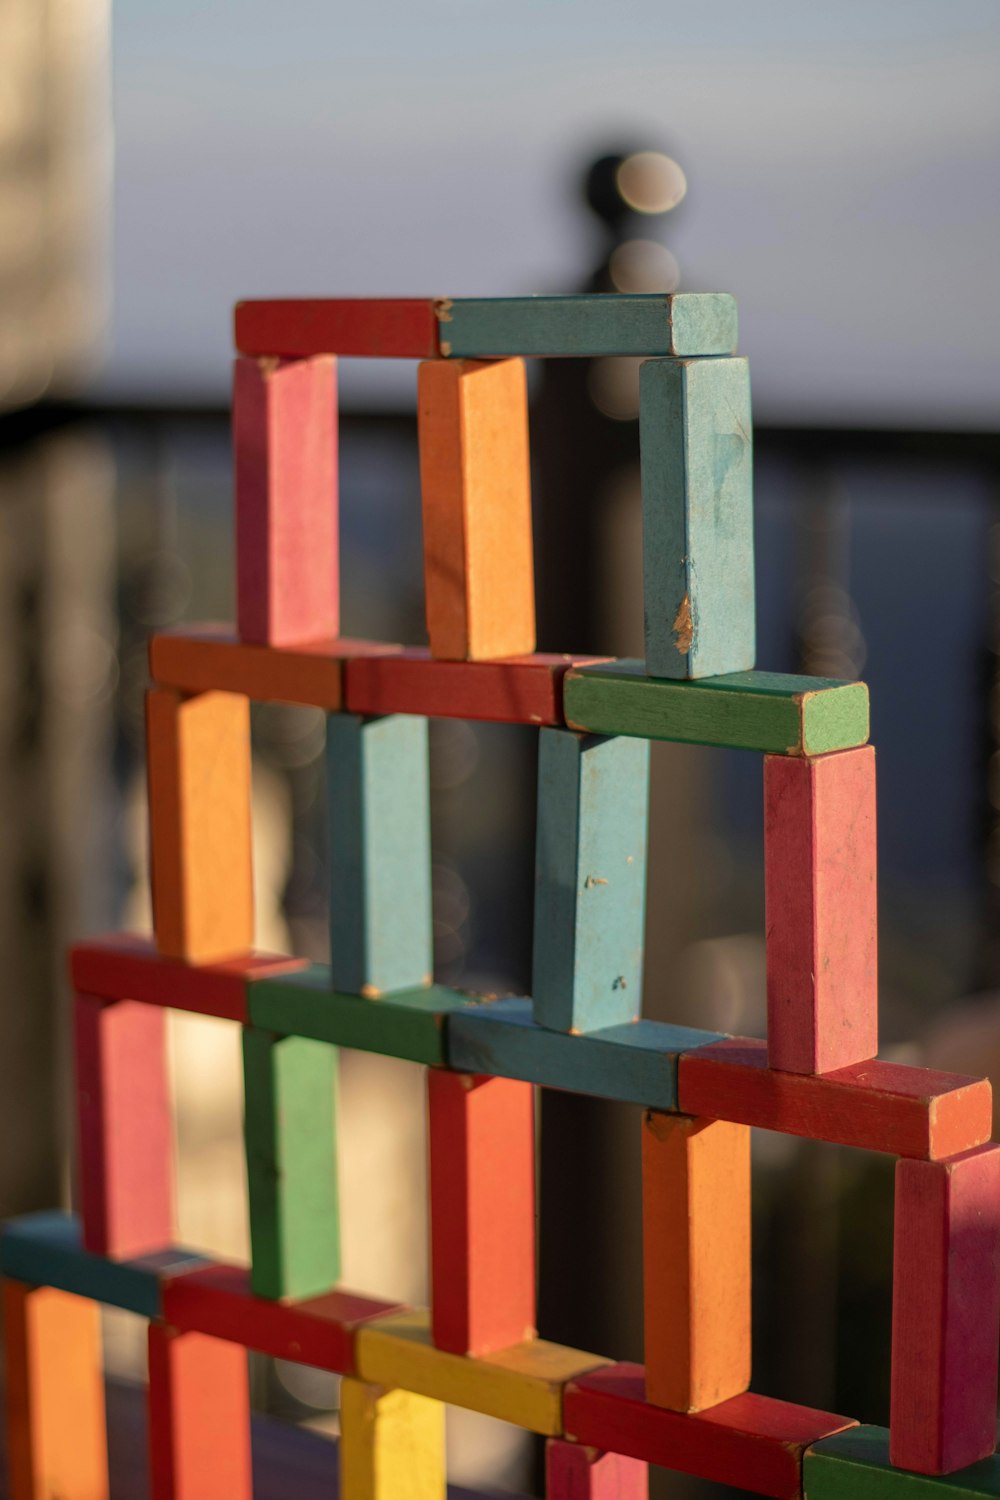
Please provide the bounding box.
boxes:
[233,354,339,646]
[234,299,440,359]
[564,661,870,755]
[339,1377,445,1500]
[545,1438,648,1498]
[435,294,738,358]
[418,358,534,661]
[806,1426,1000,1497]
[345,648,608,726]
[147,1324,252,1500]
[640,356,754,680]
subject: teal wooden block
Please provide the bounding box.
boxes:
[805,1427,1000,1497]
[564,660,870,755]
[448,996,726,1109]
[327,713,433,997]
[641,357,754,679]
[436,294,737,358]
[243,1029,341,1301]
[532,729,649,1033]
[249,962,479,1066]
[0,1211,205,1317]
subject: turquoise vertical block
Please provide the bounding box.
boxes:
[641,356,755,680]
[327,713,433,997]
[532,729,650,1033]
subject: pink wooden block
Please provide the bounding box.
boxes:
[74,994,175,1258]
[765,745,877,1074]
[233,354,338,646]
[890,1143,1000,1474]
[546,1438,648,1498]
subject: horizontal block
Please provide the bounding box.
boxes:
[447,996,725,1109]
[546,1439,649,1499]
[0,1212,205,1317]
[345,647,608,725]
[641,357,755,679]
[564,661,870,756]
[436,294,738,358]
[150,625,398,709]
[235,298,441,358]
[678,1039,992,1159]
[70,932,306,1024]
[563,1363,856,1499]
[355,1309,610,1436]
[249,964,476,1066]
[148,1323,252,1500]
[340,1377,446,1500]
[162,1262,403,1373]
[806,1427,1000,1497]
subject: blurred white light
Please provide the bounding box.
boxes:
[609,238,680,293]
[615,151,687,214]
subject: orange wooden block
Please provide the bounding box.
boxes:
[4,1280,109,1500]
[147,1324,252,1500]
[418,358,535,661]
[146,688,254,963]
[642,1112,751,1413]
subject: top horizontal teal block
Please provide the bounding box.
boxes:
[437,294,738,358]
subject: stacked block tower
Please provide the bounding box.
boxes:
[3,292,1000,1500]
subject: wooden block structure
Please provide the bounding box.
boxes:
[4,289,1000,1500]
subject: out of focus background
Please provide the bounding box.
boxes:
[1,2,999,1496]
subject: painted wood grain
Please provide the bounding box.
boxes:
[147,1324,252,1500]
[435,294,737,358]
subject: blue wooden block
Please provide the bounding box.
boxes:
[641,357,754,680]
[0,1211,206,1317]
[532,729,650,1033]
[327,713,433,997]
[448,997,725,1110]
[436,294,737,358]
[805,1426,1000,1496]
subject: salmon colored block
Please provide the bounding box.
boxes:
[765,747,878,1074]
[545,1438,649,1498]
[147,1324,252,1500]
[146,688,254,963]
[74,994,174,1258]
[890,1143,1000,1475]
[233,354,338,646]
[4,1280,109,1500]
[428,1070,536,1356]
[418,358,535,661]
[642,1112,750,1412]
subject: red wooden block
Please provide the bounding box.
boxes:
[546,1438,648,1498]
[678,1038,992,1160]
[162,1261,403,1372]
[890,1143,1000,1475]
[234,354,338,646]
[147,1323,252,1500]
[765,747,878,1074]
[563,1364,855,1500]
[234,299,440,359]
[345,648,610,726]
[74,993,175,1258]
[70,932,306,1024]
[428,1070,536,1356]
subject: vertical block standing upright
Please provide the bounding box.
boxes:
[327,713,433,996]
[546,1438,648,1498]
[147,1324,252,1500]
[339,1377,445,1500]
[640,357,754,680]
[233,354,339,646]
[418,357,535,661]
[533,729,649,1033]
[428,1069,536,1356]
[765,746,878,1074]
[890,1143,1000,1475]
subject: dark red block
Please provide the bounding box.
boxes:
[346,648,609,726]
[234,299,441,359]
[563,1364,855,1499]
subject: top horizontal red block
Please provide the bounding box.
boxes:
[235,299,441,359]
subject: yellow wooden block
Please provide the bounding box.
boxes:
[354,1309,610,1436]
[339,1378,445,1500]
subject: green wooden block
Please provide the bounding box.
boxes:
[641,357,755,679]
[436,294,737,358]
[327,713,432,997]
[564,660,869,755]
[805,1427,1000,1497]
[533,729,649,1033]
[249,963,478,1066]
[242,1028,340,1300]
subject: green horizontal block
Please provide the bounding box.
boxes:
[250,964,477,1066]
[805,1427,1000,1497]
[436,294,737,358]
[0,1211,205,1317]
[564,660,869,756]
[448,996,726,1109]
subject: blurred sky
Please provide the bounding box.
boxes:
[106,0,1000,424]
